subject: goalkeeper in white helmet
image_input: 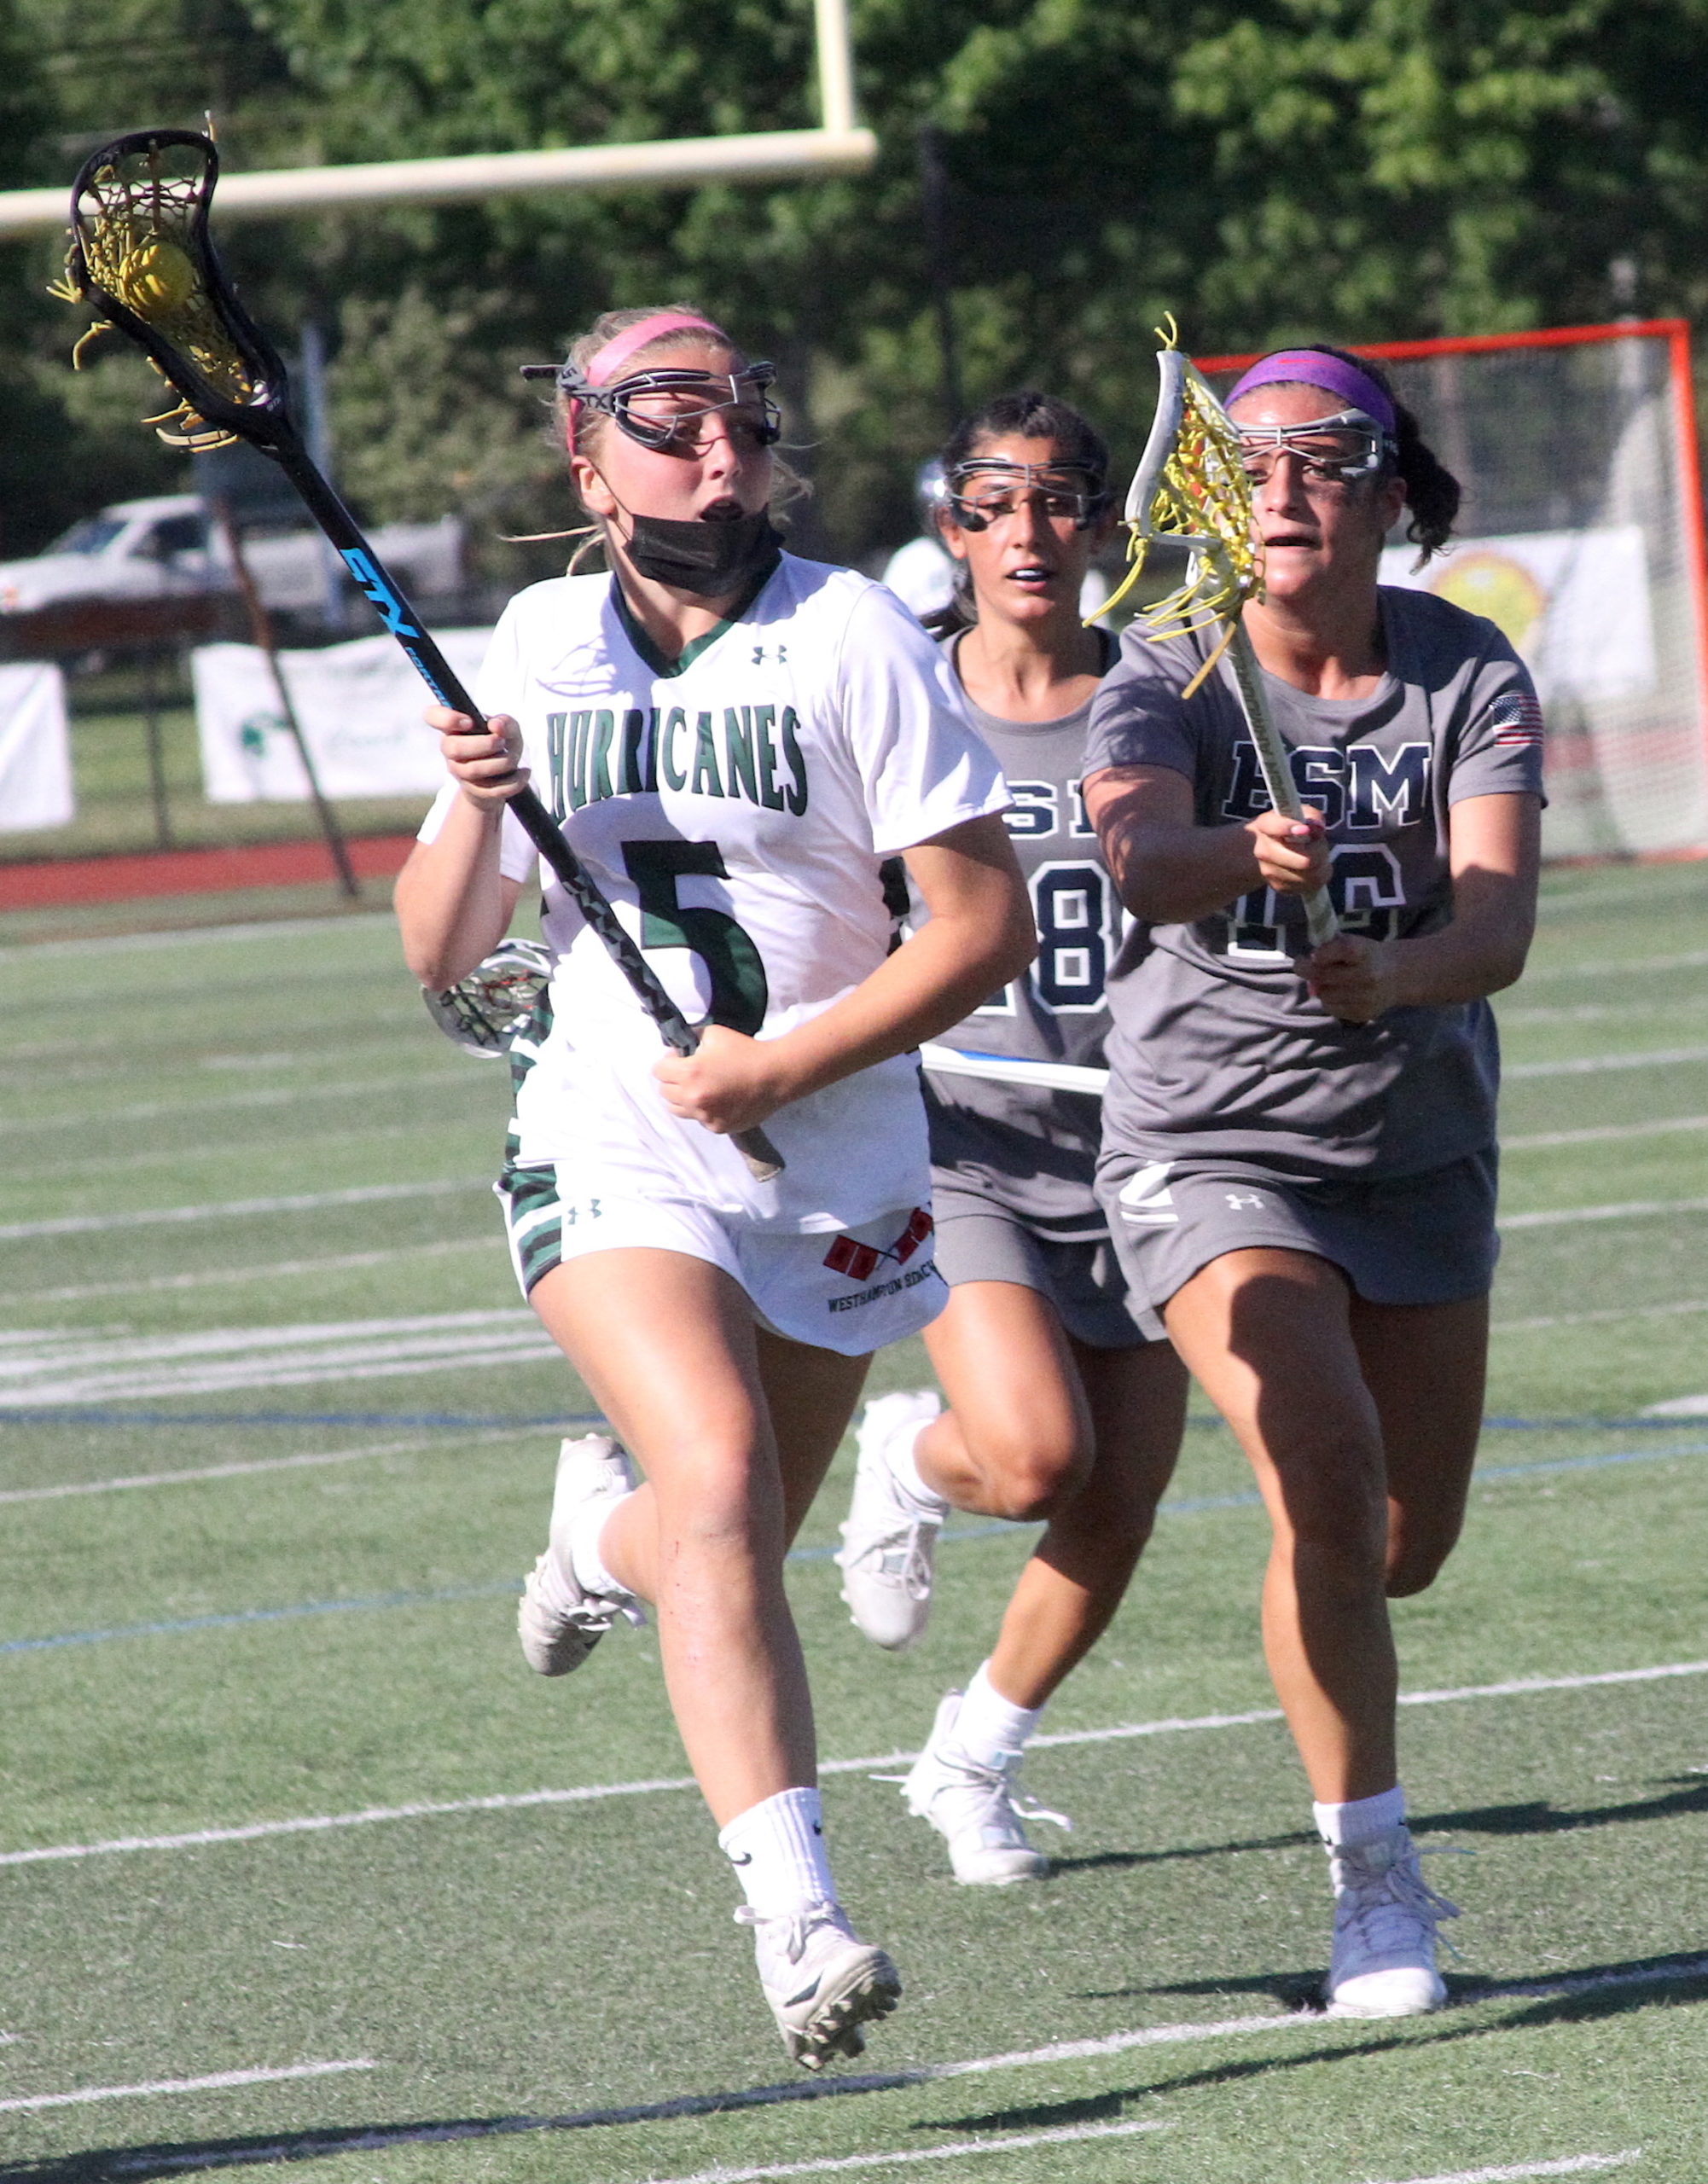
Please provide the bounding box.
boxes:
[395,305,1034,2068]
[1084,344,1544,2018]
[838,389,1189,1885]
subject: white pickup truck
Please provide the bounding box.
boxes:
[0,494,465,617]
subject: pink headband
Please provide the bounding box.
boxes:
[1226,349,1396,436]
[566,311,728,450]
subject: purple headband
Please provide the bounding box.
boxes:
[1226,350,1396,436]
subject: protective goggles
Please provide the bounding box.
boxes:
[945,458,1112,531]
[524,359,782,456]
[1235,408,1394,485]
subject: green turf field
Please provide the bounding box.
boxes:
[1,863,1705,2184]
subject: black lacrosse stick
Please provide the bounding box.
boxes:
[57,128,782,1179]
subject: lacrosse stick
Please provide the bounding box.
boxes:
[1100,323,1338,948]
[55,126,783,1180]
[424,938,553,1057]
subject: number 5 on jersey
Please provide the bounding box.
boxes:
[622,839,770,1037]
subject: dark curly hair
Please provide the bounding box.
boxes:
[1280,344,1461,564]
[925,389,1112,632]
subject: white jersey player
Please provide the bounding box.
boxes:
[395,305,1034,2069]
[1084,345,1545,2018]
[834,392,1188,1885]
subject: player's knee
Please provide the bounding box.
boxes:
[1273,1433,1387,1564]
[1385,1522,1461,1598]
[978,1434,1093,1522]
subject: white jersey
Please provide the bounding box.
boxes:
[420,553,1008,1232]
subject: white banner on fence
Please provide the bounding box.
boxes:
[192,628,493,803]
[1380,526,1656,701]
[0,661,73,832]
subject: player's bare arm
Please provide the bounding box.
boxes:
[1083,760,1332,924]
[394,707,529,989]
[654,811,1033,1134]
[1305,789,1541,1022]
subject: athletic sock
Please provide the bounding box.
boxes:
[718,1787,838,1916]
[889,1426,950,1517]
[950,1660,1043,1770]
[1313,1784,1407,1850]
[566,1492,632,1602]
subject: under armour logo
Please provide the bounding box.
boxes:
[1225,1191,1265,1210]
[752,643,787,665]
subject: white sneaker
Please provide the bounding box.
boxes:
[900,1690,1070,1885]
[739,1901,902,2070]
[835,1390,944,1651]
[1325,1824,1459,2017]
[517,1434,642,1677]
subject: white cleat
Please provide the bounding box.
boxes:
[1324,1824,1459,2017]
[834,1389,944,1651]
[516,1433,642,1677]
[739,1901,902,2070]
[901,1690,1070,1885]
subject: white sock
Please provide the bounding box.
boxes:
[566,1493,630,1602]
[718,1787,837,1916]
[1314,1784,1407,1850]
[950,1661,1042,1770]
[889,1426,949,1517]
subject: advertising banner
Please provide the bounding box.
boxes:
[0,661,73,832]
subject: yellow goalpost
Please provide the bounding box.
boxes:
[0,0,872,237]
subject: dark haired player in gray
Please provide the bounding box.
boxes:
[1084,346,1545,2017]
[837,391,1188,1883]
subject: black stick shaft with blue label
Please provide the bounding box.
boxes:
[60,126,782,1183]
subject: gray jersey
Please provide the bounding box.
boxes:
[1083,587,1546,1182]
[924,632,1122,1238]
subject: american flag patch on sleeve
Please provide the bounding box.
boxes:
[1485,691,1545,746]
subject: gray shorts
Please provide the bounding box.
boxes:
[1096,1148,1499,1333]
[932,1180,1153,1350]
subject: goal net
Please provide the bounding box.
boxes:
[1200,322,1708,861]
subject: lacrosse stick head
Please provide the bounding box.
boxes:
[55,128,292,454]
[423,939,553,1057]
[1099,324,1264,636]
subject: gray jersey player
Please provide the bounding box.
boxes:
[1084,344,1544,2019]
[835,390,1188,1887]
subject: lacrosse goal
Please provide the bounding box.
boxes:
[1200,321,1708,861]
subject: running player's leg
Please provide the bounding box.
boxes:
[1350,1295,1488,1598]
[1164,1246,1458,2015]
[530,1247,862,1818]
[890,1292,1187,1882]
[1162,1246,1395,1801]
[983,1335,1188,1706]
[526,1248,898,2066]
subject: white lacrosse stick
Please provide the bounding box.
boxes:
[1101,326,1339,948]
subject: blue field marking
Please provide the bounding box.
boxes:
[11,1441,1705,1661]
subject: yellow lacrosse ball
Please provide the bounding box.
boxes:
[122,238,196,315]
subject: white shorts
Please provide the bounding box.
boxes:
[497,1161,948,1357]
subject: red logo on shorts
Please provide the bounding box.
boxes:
[822,1207,934,1283]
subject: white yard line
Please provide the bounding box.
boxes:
[0,1177,485,1242]
[1501,1197,1708,1230]
[0,1234,503,1309]
[0,910,397,961]
[0,1071,468,1141]
[625,2119,1168,2184]
[1504,1046,1708,1079]
[1502,1115,1708,1151]
[1368,2155,1641,2184]
[1493,1297,1708,1334]
[1525,947,1708,980]
[0,2057,375,2115]
[6,1659,1704,1871]
[0,1429,534,1507]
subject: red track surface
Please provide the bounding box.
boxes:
[0,834,417,910]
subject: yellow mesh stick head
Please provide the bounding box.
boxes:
[1096,321,1264,636]
[54,130,288,454]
